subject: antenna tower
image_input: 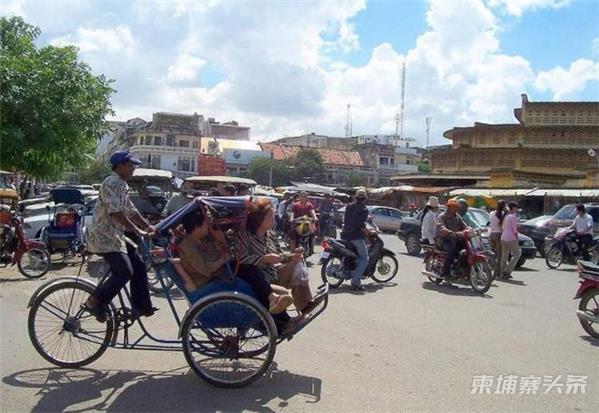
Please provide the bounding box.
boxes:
[344,104,352,138]
[425,117,432,148]
[399,61,406,142]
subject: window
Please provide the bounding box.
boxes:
[166,136,174,146]
[144,136,152,145]
[388,209,402,218]
[192,141,199,149]
[372,208,389,217]
[179,140,189,148]
[177,157,191,172]
[150,155,161,169]
[554,205,577,220]
[154,136,162,145]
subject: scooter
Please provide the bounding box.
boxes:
[421,230,493,294]
[319,222,398,288]
[574,260,599,339]
[545,227,599,269]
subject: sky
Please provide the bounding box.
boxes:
[2,0,598,146]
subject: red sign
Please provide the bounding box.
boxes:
[198,154,225,175]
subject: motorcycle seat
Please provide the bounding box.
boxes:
[329,239,357,253]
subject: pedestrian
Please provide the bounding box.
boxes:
[500,201,521,279]
[340,189,371,291]
[489,200,506,278]
[569,204,594,261]
[421,196,439,246]
[83,150,157,321]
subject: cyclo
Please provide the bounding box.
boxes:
[27,196,329,388]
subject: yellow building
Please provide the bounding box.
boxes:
[431,94,599,188]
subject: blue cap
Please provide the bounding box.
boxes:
[109,150,142,166]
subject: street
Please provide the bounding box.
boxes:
[1,234,597,413]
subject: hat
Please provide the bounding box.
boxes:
[426,196,439,207]
[355,189,367,199]
[109,150,142,166]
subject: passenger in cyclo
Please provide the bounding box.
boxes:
[174,207,295,316]
[239,198,324,315]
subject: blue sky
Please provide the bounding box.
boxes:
[3,0,598,144]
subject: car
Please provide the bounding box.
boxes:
[397,206,537,267]
[518,204,599,257]
[335,205,404,232]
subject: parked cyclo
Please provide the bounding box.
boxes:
[27,196,329,388]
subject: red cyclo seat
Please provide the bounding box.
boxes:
[55,212,77,229]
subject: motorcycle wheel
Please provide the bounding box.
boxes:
[18,248,51,279]
[424,255,442,284]
[469,261,492,294]
[320,256,345,288]
[578,288,599,339]
[371,252,398,283]
[406,233,421,256]
[545,247,563,269]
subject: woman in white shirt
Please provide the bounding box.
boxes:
[489,200,506,278]
[421,196,440,245]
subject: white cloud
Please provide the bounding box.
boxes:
[535,59,599,99]
[488,0,571,16]
[51,25,134,54]
[3,0,26,17]
[593,38,599,57]
[166,54,206,83]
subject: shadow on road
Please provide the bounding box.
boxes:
[515,266,538,272]
[495,278,527,286]
[3,364,322,412]
[421,281,493,298]
[327,282,397,295]
[579,335,599,347]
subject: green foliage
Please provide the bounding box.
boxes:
[246,157,293,187]
[78,159,111,185]
[290,148,324,182]
[0,16,114,178]
[417,161,431,173]
[345,172,366,187]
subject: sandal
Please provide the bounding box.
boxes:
[81,302,107,323]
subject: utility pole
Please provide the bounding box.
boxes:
[345,104,352,138]
[425,117,432,148]
[399,61,406,141]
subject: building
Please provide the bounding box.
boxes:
[98,112,251,178]
[200,138,269,176]
[431,94,599,188]
[259,143,377,186]
[269,133,356,151]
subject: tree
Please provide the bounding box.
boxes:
[290,148,324,182]
[345,172,366,187]
[0,16,114,178]
[417,161,431,173]
[78,159,111,185]
[246,157,292,187]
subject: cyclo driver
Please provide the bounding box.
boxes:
[435,198,469,279]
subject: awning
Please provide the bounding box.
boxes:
[450,188,599,197]
[133,168,174,179]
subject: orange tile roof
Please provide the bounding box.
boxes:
[259,143,364,167]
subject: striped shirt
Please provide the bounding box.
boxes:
[237,231,282,283]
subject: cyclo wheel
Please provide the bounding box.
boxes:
[181,292,277,388]
[28,281,114,368]
[18,248,51,279]
[371,252,398,283]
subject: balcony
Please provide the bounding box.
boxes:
[130,144,200,155]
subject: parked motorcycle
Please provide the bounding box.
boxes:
[319,222,398,288]
[545,227,599,269]
[421,230,493,294]
[0,210,51,278]
[574,261,599,339]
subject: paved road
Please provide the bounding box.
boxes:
[1,234,597,412]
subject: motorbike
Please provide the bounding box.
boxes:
[574,260,599,339]
[319,222,398,288]
[293,215,315,259]
[0,209,51,278]
[421,230,493,294]
[545,227,599,269]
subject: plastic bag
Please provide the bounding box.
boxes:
[293,260,310,285]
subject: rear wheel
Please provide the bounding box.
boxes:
[182,293,276,388]
[590,248,599,265]
[545,247,563,269]
[406,234,421,256]
[578,288,599,339]
[371,252,398,283]
[18,248,51,279]
[469,261,492,294]
[424,255,442,284]
[28,281,113,367]
[320,256,345,288]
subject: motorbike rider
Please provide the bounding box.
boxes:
[569,204,594,261]
[341,189,372,291]
[289,191,318,253]
[435,198,468,279]
[318,193,336,238]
